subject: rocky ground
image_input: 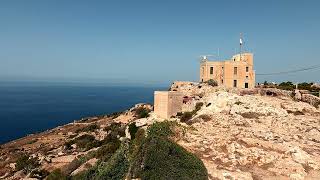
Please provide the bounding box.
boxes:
[171,81,320,180]
[0,81,319,180]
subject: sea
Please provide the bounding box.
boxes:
[0,81,166,144]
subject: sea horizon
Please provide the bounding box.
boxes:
[0,81,167,144]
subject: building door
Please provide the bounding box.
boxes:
[245,83,249,88]
[233,80,237,88]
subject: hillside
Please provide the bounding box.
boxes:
[0,81,320,180]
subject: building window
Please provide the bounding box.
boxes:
[245,83,249,88]
[233,80,237,87]
[246,76,248,80]
[221,79,224,84]
[234,67,238,75]
[246,66,249,72]
[202,67,204,76]
[210,67,213,74]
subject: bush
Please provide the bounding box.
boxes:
[278,81,295,91]
[134,107,150,119]
[147,121,174,138]
[205,79,218,87]
[76,124,99,133]
[195,102,203,112]
[65,134,100,151]
[47,169,68,180]
[15,154,39,173]
[180,112,194,122]
[128,122,139,140]
[130,121,208,180]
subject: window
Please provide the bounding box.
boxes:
[221,79,224,84]
[202,67,204,76]
[234,67,238,75]
[246,76,248,80]
[201,79,203,82]
[246,66,249,72]
[245,83,249,88]
[210,67,213,74]
[233,80,237,87]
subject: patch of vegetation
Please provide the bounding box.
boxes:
[47,169,68,180]
[134,107,151,119]
[26,139,38,144]
[15,154,40,173]
[180,111,194,122]
[30,169,49,179]
[277,81,295,91]
[71,142,129,180]
[130,121,208,180]
[205,79,218,87]
[104,122,125,137]
[65,134,100,151]
[75,124,99,133]
[129,122,139,140]
[195,102,204,111]
[239,112,263,119]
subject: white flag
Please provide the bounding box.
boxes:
[240,38,243,45]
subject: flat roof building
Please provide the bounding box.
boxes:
[154,91,183,119]
[200,53,255,89]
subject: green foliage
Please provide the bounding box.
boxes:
[205,79,218,87]
[15,154,39,173]
[47,169,68,180]
[180,111,194,122]
[278,81,295,90]
[147,121,174,138]
[94,142,120,162]
[104,122,126,137]
[129,122,139,139]
[74,143,129,180]
[76,124,99,133]
[130,121,208,180]
[134,107,151,118]
[65,134,100,151]
[195,102,204,112]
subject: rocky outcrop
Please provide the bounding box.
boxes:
[172,81,320,180]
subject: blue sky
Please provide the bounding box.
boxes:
[0,0,319,85]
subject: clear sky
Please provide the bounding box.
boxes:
[0,0,319,85]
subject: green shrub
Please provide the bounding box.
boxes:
[47,169,68,180]
[95,142,120,162]
[195,102,204,112]
[15,154,39,173]
[147,121,174,138]
[205,79,218,87]
[65,134,100,151]
[129,122,139,139]
[278,81,295,90]
[180,112,194,122]
[130,122,208,180]
[134,107,150,118]
[76,124,99,133]
[104,122,126,137]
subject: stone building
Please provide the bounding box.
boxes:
[154,91,183,119]
[200,53,255,88]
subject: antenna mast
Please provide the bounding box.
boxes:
[239,33,243,61]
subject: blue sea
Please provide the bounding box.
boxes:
[0,81,166,144]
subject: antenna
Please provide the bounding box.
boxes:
[240,33,243,61]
